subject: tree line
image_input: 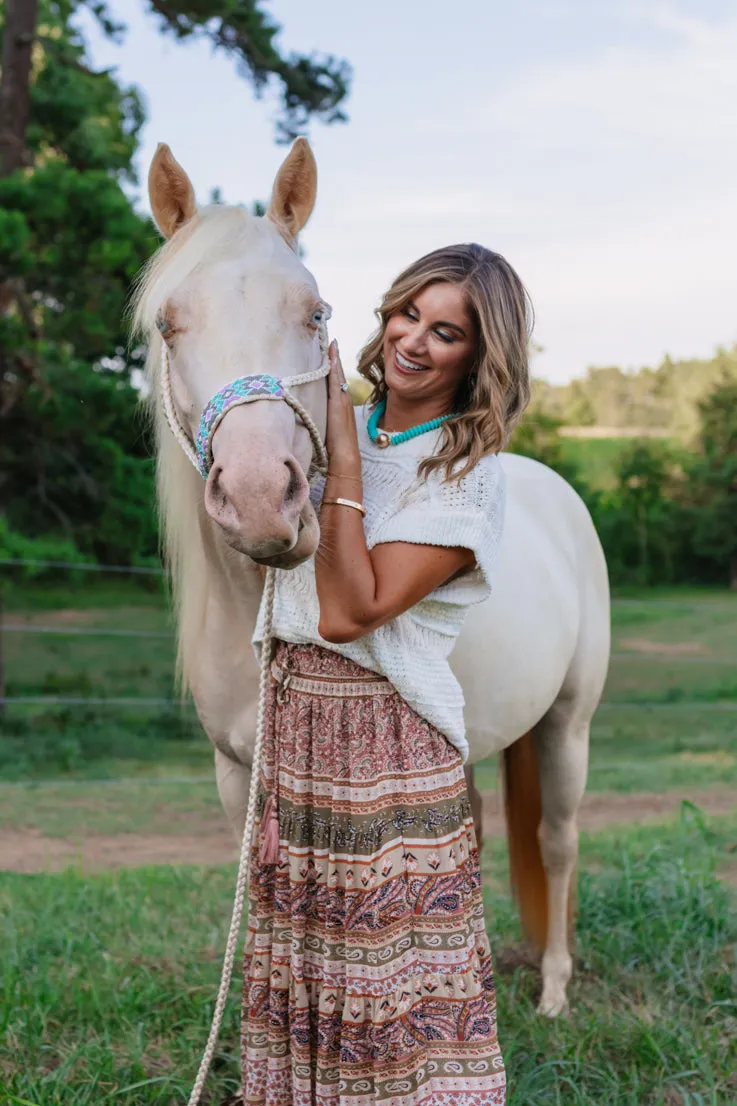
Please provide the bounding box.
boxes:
[532,345,737,440]
[2,3,735,590]
[509,373,737,589]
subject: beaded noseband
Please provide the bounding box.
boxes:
[159,301,332,479]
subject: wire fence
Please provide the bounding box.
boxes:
[0,557,165,576]
[3,556,737,714]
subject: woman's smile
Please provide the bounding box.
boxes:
[394,350,431,374]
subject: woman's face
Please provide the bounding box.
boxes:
[382,281,477,408]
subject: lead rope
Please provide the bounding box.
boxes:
[187,567,276,1106]
[160,320,332,1104]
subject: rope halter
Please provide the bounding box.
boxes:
[159,300,332,480]
[156,301,332,1106]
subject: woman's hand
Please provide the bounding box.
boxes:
[316,339,474,645]
[325,341,361,474]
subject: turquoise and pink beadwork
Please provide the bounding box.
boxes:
[195,375,287,477]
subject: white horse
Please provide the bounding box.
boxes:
[134,138,610,1019]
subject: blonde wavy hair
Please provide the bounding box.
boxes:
[357,243,533,481]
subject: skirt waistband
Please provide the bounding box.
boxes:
[270,658,394,701]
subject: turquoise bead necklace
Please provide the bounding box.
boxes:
[367,398,458,449]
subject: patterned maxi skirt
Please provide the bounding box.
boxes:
[241,642,506,1105]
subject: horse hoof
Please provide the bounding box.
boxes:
[537,992,568,1018]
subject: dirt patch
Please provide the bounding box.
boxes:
[0,826,239,873]
[1,787,735,874]
[619,636,710,656]
[480,785,737,836]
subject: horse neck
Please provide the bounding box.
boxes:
[163,444,264,693]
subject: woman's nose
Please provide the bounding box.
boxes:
[403,324,427,356]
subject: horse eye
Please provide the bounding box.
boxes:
[311,309,324,327]
[156,317,170,336]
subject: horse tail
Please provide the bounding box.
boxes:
[502,730,548,950]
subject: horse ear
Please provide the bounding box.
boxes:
[266,137,317,245]
[148,144,197,239]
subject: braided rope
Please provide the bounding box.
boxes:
[161,311,332,1103]
[187,568,276,1106]
[160,342,200,473]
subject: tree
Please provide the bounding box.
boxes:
[0,0,38,174]
[688,379,737,588]
[0,0,351,565]
[135,0,351,143]
[508,409,581,488]
[614,441,674,585]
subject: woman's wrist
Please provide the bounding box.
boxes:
[325,471,363,487]
[324,463,362,487]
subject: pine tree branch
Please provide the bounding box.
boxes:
[35,35,115,79]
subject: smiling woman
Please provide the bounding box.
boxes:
[357,244,532,480]
[243,244,535,1105]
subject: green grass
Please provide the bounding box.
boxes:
[1,809,735,1105]
[5,582,737,790]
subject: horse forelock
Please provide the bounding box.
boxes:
[131,205,266,338]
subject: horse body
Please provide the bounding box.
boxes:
[137,139,610,1020]
[458,451,608,756]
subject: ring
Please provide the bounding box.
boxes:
[340,382,349,392]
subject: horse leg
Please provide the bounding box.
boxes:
[533,709,589,1017]
[464,765,484,859]
[214,746,252,843]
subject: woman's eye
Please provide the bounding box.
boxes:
[402,308,418,321]
[156,316,171,336]
[435,330,454,343]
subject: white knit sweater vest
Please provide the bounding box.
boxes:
[253,406,506,761]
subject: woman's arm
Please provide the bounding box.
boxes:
[315,344,474,645]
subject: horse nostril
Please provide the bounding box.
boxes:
[283,459,304,508]
[206,465,231,515]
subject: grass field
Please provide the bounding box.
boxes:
[2,810,735,1105]
[4,580,737,790]
[2,579,737,1104]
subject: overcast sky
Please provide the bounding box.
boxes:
[84,1,737,384]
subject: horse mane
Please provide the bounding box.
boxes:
[130,205,268,692]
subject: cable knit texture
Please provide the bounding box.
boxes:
[253,407,506,761]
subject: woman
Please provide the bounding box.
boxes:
[243,243,532,1105]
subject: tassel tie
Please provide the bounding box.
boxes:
[259,793,279,865]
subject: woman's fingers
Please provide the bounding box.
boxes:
[328,341,352,407]
[328,340,348,392]
[325,340,361,468]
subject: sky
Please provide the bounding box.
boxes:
[82,0,737,385]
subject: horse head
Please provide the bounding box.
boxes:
[135,138,328,568]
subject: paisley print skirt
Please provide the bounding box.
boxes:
[241,642,506,1105]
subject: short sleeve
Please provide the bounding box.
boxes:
[371,453,506,602]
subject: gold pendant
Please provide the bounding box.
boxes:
[376,432,391,448]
